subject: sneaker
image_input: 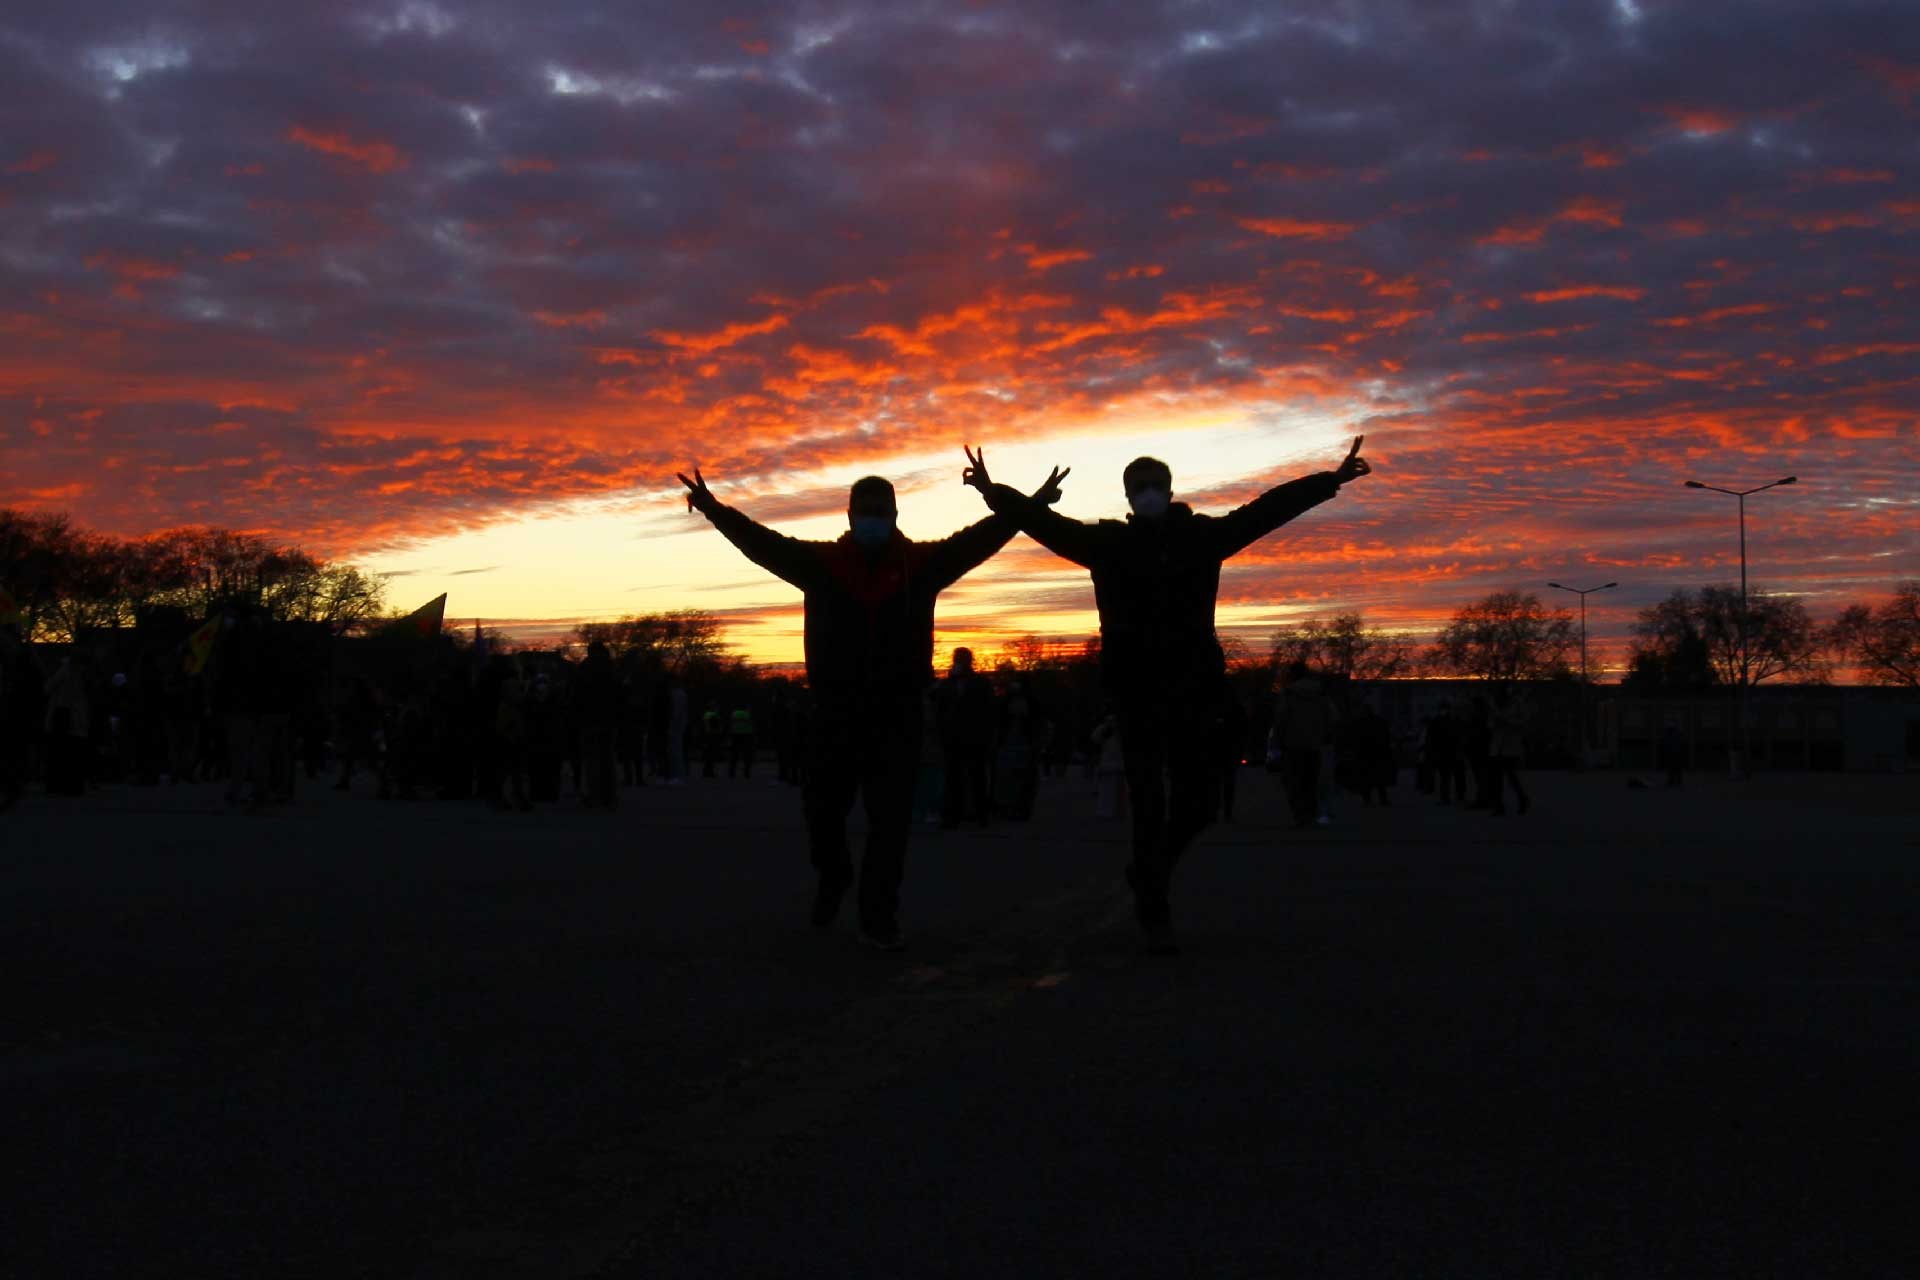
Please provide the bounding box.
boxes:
[810,872,849,928]
[859,924,905,951]
[1142,922,1180,956]
[1316,814,1331,826]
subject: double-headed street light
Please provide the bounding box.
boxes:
[1548,580,1618,752]
[1683,475,1798,773]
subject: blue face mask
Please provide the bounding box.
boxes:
[1128,487,1170,519]
[851,515,895,549]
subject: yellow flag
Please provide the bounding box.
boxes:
[185,615,222,674]
[404,593,448,639]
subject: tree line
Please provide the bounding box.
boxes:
[1,509,387,641]
[1260,585,1919,689]
[6,508,1914,688]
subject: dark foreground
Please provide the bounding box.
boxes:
[5,767,1917,1278]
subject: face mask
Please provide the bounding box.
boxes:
[1128,487,1170,519]
[851,515,895,549]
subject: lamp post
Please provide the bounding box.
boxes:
[1547,580,1618,757]
[1682,476,1797,775]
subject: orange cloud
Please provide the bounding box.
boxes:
[1653,105,1740,135]
[1649,303,1776,328]
[1024,247,1094,271]
[652,313,790,354]
[1237,217,1355,241]
[1524,286,1647,303]
[285,124,408,173]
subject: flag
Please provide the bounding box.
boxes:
[0,584,20,630]
[404,593,447,639]
[185,614,222,674]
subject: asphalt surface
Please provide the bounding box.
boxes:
[5,765,1917,1278]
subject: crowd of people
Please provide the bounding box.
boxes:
[6,437,1566,955]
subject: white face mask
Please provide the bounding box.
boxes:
[1128,487,1170,519]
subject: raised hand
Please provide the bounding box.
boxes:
[961,444,992,493]
[677,466,717,514]
[1333,434,1371,485]
[1031,464,1071,506]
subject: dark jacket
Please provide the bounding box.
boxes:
[698,504,1018,694]
[984,473,1341,693]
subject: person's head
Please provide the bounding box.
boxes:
[951,646,974,674]
[1122,456,1173,519]
[847,476,898,550]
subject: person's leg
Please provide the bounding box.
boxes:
[1116,700,1171,928]
[1162,751,1219,874]
[856,694,923,942]
[802,698,861,925]
[940,742,966,826]
[964,747,991,825]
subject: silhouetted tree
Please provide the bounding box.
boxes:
[1269,611,1413,680]
[1691,584,1825,687]
[1624,589,1718,692]
[574,610,730,676]
[1428,591,1576,681]
[1827,582,1920,687]
[1,511,385,640]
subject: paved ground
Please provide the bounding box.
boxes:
[5,766,1917,1278]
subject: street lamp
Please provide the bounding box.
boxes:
[1682,476,1798,774]
[1547,580,1618,755]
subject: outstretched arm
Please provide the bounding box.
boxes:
[924,456,1073,588]
[677,467,822,591]
[962,445,1105,569]
[1209,435,1371,560]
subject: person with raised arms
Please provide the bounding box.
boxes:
[678,462,1069,950]
[960,438,1372,953]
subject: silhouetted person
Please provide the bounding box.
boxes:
[577,641,620,809]
[1353,702,1395,806]
[1427,702,1466,804]
[1218,692,1248,821]
[936,647,994,827]
[1660,719,1687,788]
[680,462,1066,949]
[1274,661,1333,829]
[995,674,1044,820]
[1465,695,1495,810]
[700,701,724,778]
[727,704,755,777]
[964,438,1371,952]
[1487,686,1530,816]
[0,627,40,808]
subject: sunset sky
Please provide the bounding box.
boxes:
[3,1,1915,667]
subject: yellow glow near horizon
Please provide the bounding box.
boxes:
[357,400,1370,662]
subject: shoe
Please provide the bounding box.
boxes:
[810,872,849,928]
[1518,795,1530,815]
[859,924,905,951]
[1142,922,1180,956]
[1316,814,1331,826]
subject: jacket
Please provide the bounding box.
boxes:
[699,503,1018,694]
[984,473,1341,692]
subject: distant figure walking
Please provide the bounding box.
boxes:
[935,647,994,827]
[1487,686,1530,816]
[680,462,1067,950]
[962,436,1370,953]
[1273,662,1334,829]
[727,705,755,778]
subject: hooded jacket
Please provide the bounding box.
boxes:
[984,472,1341,693]
[696,502,1018,695]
